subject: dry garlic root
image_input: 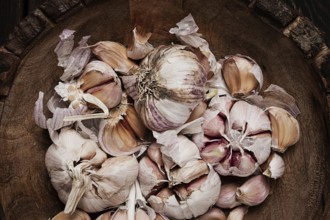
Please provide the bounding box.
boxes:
[34,13,300,220]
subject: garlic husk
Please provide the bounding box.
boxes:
[196,207,226,220]
[216,183,241,209]
[236,175,270,206]
[222,54,263,97]
[95,211,111,220]
[227,206,248,220]
[138,156,167,197]
[267,106,300,153]
[170,159,209,185]
[148,165,221,219]
[51,209,91,220]
[127,27,154,60]
[92,41,138,75]
[122,44,207,132]
[262,153,285,179]
[54,29,91,81]
[78,60,122,109]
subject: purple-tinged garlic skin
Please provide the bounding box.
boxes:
[216,183,241,209]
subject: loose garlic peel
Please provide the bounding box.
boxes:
[267,106,300,152]
[46,128,139,213]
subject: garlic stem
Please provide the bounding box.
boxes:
[64,164,91,214]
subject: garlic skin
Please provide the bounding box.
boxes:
[45,128,139,213]
[201,95,272,177]
[148,165,221,220]
[236,175,270,206]
[222,54,263,97]
[127,27,154,60]
[122,44,207,132]
[196,207,226,220]
[227,206,248,220]
[267,107,300,153]
[78,60,122,109]
[216,183,241,209]
[95,211,111,220]
[262,153,285,179]
[51,209,91,220]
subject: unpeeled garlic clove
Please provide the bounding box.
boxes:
[127,27,154,60]
[186,101,207,123]
[216,183,241,209]
[186,174,208,195]
[170,159,209,185]
[227,206,248,220]
[51,209,91,220]
[262,153,285,179]
[267,106,300,153]
[111,209,128,220]
[95,211,111,220]
[236,175,270,206]
[138,156,167,197]
[201,139,229,165]
[196,207,226,220]
[147,143,164,169]
[135,208,151,220]
[202,111,225,138]
[222,54,263,97]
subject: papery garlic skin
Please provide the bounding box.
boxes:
[122,44,207,132]
[216,183,241,209]
[222,54,263,97]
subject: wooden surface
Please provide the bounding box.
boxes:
[0,0,329,219]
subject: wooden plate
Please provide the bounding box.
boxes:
[0,0,329,219]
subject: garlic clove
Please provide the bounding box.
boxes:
[95,211,111,220]
[200,139,229,165]
[80,142,97,160]
[147,143,164,170]
[125,105,149,140]
[170,159,209,185]
[155,213,167,220]
[216,183,241,209]
[267,106,300,153]
[227,206,248,220]
[91,41,138,75]
[51,209,91,220]
[174,185,189,200]
[111,209,128,220]
[135,208,151,220]
[222,54,263,97]
[127,27,154,60]
[138,156,167,197]
[186,101,207,123]
[262,153,285,179]
[196,207,226,220]
[236,175,270,206]
[186,174,208,195]
[202,111,226,138]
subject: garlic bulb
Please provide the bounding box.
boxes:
[122,44,207,132]
[199,95,272,177]
[222,54,263,97]
[45,128,139,213]
[51,209,91,220]
[127,27,154,60]
[267,106,300,152]
[98,93,150,156]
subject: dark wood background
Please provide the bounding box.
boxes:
[1,0,330,45]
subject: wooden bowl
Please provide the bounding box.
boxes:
[0,0,329,219]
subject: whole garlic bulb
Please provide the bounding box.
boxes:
[122,44,207,132]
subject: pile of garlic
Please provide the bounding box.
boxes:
[34,14,300,220]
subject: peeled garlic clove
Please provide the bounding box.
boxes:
[51,209,91,220]
[147,143,164,169]
[135,208,151,220]
[236,175,270,206]
[127,27,154,60]
[196,207,226,220]
[227,206,248,220]
[216,183,241,209]
[262,153,285,179]
[201,139,229,165]
[138,156,167,197]
[95,211,111,220]
[268,106,300,153]
[170,159,209,185]
[222,54,263,97]
[92,41,138,75]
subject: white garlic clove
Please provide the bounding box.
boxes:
[95,211,111,220]
[227,206,248,220]
[127,27,154,60]
[138,156,167,197]
[200,139,229,165]
[80,142,97,160]
[147,143,164,169]
[51,209,91,220]
[267,106,300,153]
[215,183,241,209]
[236,175,270,206]
[262,153,285,179]
[170,159,209,185]
[196,207,226,220]
[222,54,263,97]
[92,41,138,75]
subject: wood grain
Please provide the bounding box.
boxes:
[0,0,329,219]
